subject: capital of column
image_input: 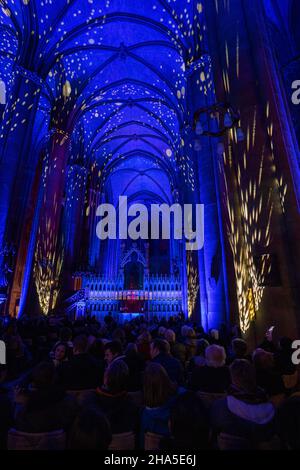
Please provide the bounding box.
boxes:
[185,54,212,78]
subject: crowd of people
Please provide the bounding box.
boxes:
[0,312,299,450]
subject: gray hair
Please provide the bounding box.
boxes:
[205,345,226,368]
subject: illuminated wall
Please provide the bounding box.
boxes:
[0,1,299,338]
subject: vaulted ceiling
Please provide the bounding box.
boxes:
[0,0,206,200]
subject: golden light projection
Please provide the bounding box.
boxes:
[34,224,64,315]
[214,0,288,333]
[34,176,64,315]
[187,251,199,318]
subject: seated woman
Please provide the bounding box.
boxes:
[211,359,277,447]
[81,360,140,436]
[50,342,68,368]
[188,339,209,371]
[189,345,230,393]
[140,363,185,447]
[14,362,78,433]
[160,391,210,450]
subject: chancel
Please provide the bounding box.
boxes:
[0,0,300,453]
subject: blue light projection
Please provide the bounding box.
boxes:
[0,1,229,329]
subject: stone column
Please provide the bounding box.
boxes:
[0,66,43,305]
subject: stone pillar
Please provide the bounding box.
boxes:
[63,163,88,272]
[0,66,43,305]
[34,129,70,314]
[186,55,229,329]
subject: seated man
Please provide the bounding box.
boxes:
[104,340,124,367]
[189,344,230,393]
[150,339,184,385]
[252,348,286,399]
[165,329,186,365]
[57,335,101,390]
[14,362,78,433]
[211,359,276,446]
[81,360,140,436]
[228,338,251,364]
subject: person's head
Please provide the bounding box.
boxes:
[158,326,166,337]
[143,363,176,407]
[68,408,112,450]
[252,348,274,370]
[169,391,209,449]
[54,342,68,362]
[103,359,129,394]
[104,340,123,365]
[185,327,196,339]
[165,329,176,344]
[230,359,257,394]
[89,338,105,360]
[31,362,56,390]
[209,329,219,341]
[125,342,138,357]
[196,339,209,357]
[232,338,248,359]
[73,334,88,355]
[150,338,170,359]
[137,330,151,344]
[112,328,126,345]
[60,327,72,343]
[181,325,190,338]
[205,344,226,368]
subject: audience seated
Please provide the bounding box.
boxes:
[211,359,276,447]
[189,345,230,393]
[150,339,184,385]
[0,313,298,451]
[57,335,101,390]
[140,363,185,445]
[68,408,112,450]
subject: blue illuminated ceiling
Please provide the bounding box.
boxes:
[0,1,207,203]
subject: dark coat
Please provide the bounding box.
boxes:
[82,389,140,435]
[190,365,230,393]
[211,393,277,445]
[14,386,78,433]
[57,353,102,390]
[151,353,184,385]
